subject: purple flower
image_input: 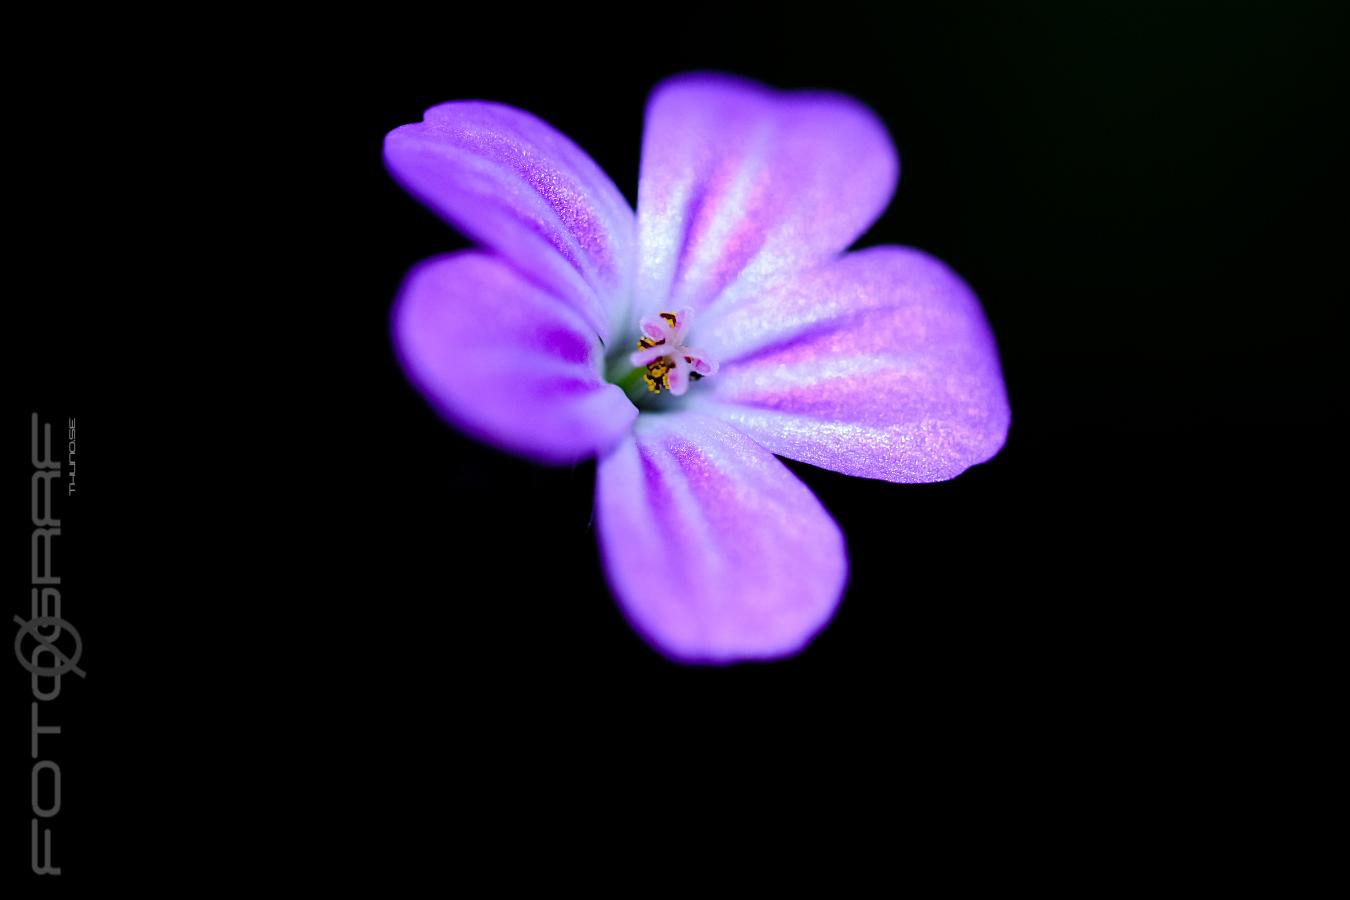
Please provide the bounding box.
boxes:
[386,73,1010,664]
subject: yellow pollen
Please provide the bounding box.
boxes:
[636,318,679,394]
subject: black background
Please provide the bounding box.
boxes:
[12,2,1345,886]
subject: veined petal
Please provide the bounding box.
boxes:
[636,72,897,325]
[595,413,847,664]
[693,246,1010,483]
[392,252,637,464]
[385,101,636,340]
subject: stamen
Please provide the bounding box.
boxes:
[628,307,719,396]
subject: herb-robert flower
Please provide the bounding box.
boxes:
[386,72,1010,664]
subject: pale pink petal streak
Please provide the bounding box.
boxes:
[692,246,1010,483]
[392,252,637,464]
[595,413,847,663]
[636,73,898,326]
[385,101,637,340]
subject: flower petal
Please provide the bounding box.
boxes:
[693,246,1010,483]
[595,412,847,663]
[385,101,636,340]
[392,251,637,464]
[636,72,898,324]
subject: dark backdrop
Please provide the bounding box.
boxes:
[12,2,1344,886]
[317,5,1342,687]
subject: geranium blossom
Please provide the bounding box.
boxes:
[386,73,1010,663]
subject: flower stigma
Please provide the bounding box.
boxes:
[611,307,719,405]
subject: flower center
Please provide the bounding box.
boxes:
[628,308,719,396]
